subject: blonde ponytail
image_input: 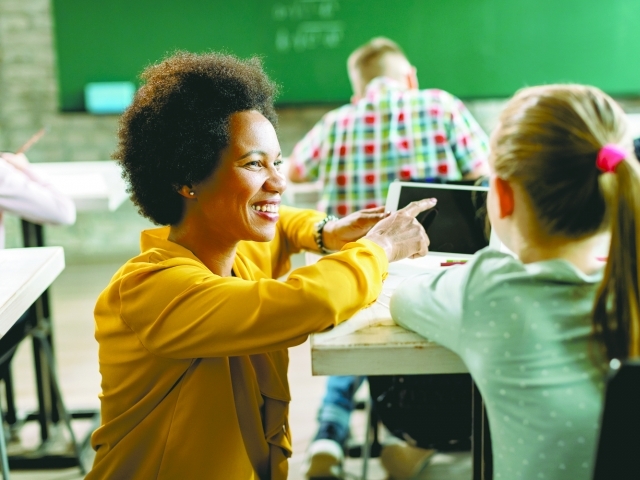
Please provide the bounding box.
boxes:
[593,159,640,360]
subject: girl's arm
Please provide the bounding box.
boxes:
[390,264,470,353]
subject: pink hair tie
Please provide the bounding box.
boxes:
[596,144,626,173]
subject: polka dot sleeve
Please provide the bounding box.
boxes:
[390,260,470,353]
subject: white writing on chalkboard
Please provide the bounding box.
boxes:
[273,1,344,53]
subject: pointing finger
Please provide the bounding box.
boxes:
[399,198,438,218]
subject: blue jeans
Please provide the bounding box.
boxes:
[316,375,365,443]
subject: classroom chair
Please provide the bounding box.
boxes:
[592,358,640,480]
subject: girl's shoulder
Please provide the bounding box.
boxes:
[465,248,524,279]
[464,247,603,296]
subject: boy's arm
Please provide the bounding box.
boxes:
[288,118,329,183]
[444,96,490,180]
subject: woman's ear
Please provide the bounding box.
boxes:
[494,177,514,219]
[177,185,195,199]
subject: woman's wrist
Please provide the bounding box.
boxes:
[315,215,339,253]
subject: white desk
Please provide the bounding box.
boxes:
[12,161,124,469]
[0,247,64,338]
[31,160,128,212]
[309,252,490,480]
[0,247,65,478]
[310,252,469,376]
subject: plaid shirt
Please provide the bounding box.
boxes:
[289,77,489,216]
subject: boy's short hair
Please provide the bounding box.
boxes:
[347,37,410,91]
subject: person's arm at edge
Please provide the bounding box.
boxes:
[0,154,76,225]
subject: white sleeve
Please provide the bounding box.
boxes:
[0,159,76,225]
[390,262,471,354]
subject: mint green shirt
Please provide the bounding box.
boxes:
[390,249,605,480]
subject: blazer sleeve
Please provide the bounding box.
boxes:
[112,239,389,359]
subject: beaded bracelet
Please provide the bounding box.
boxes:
[314,215,338,254]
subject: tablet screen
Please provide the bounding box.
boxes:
[397,184,490,255]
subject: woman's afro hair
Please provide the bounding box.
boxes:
[113,51,279,225]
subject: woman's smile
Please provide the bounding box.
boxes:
[250,201,280,220]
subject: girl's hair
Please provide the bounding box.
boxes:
[492,84,640,360]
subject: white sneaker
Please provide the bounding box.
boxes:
[380,441,436,480]
[301,438,344,479]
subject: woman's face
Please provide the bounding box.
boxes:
[192,110,286,244]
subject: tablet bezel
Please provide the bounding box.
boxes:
[385,181,502,252]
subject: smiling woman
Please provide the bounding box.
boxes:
[87,51,434,480]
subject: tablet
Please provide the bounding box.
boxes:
[385,181,497,255]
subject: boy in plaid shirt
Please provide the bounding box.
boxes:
[289,37,489,217]
[290,38,490,479]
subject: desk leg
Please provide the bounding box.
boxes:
[0,408,11,479]
[472,381,492,480]
[2,367,17,427]
[19,221,59,439]
[12,220,98,472]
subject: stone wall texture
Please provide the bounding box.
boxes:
[1,0,639,263]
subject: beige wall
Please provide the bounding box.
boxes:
[1,0,639,263]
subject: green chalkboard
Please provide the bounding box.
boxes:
[52,0,640,111]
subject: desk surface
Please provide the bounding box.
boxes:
[31,161,128,212]
[0,247,65,337]
[310,252,470,376]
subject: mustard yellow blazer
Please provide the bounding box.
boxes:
[87,206,388,479]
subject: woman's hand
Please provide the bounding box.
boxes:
[322,206,389,252]
[364,198,437,262]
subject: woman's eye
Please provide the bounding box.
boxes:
[274,160,284,169]
[246,160,261,168]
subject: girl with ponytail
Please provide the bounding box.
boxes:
[391,84,639,480]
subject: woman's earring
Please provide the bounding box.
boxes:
[189,191,195,196]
